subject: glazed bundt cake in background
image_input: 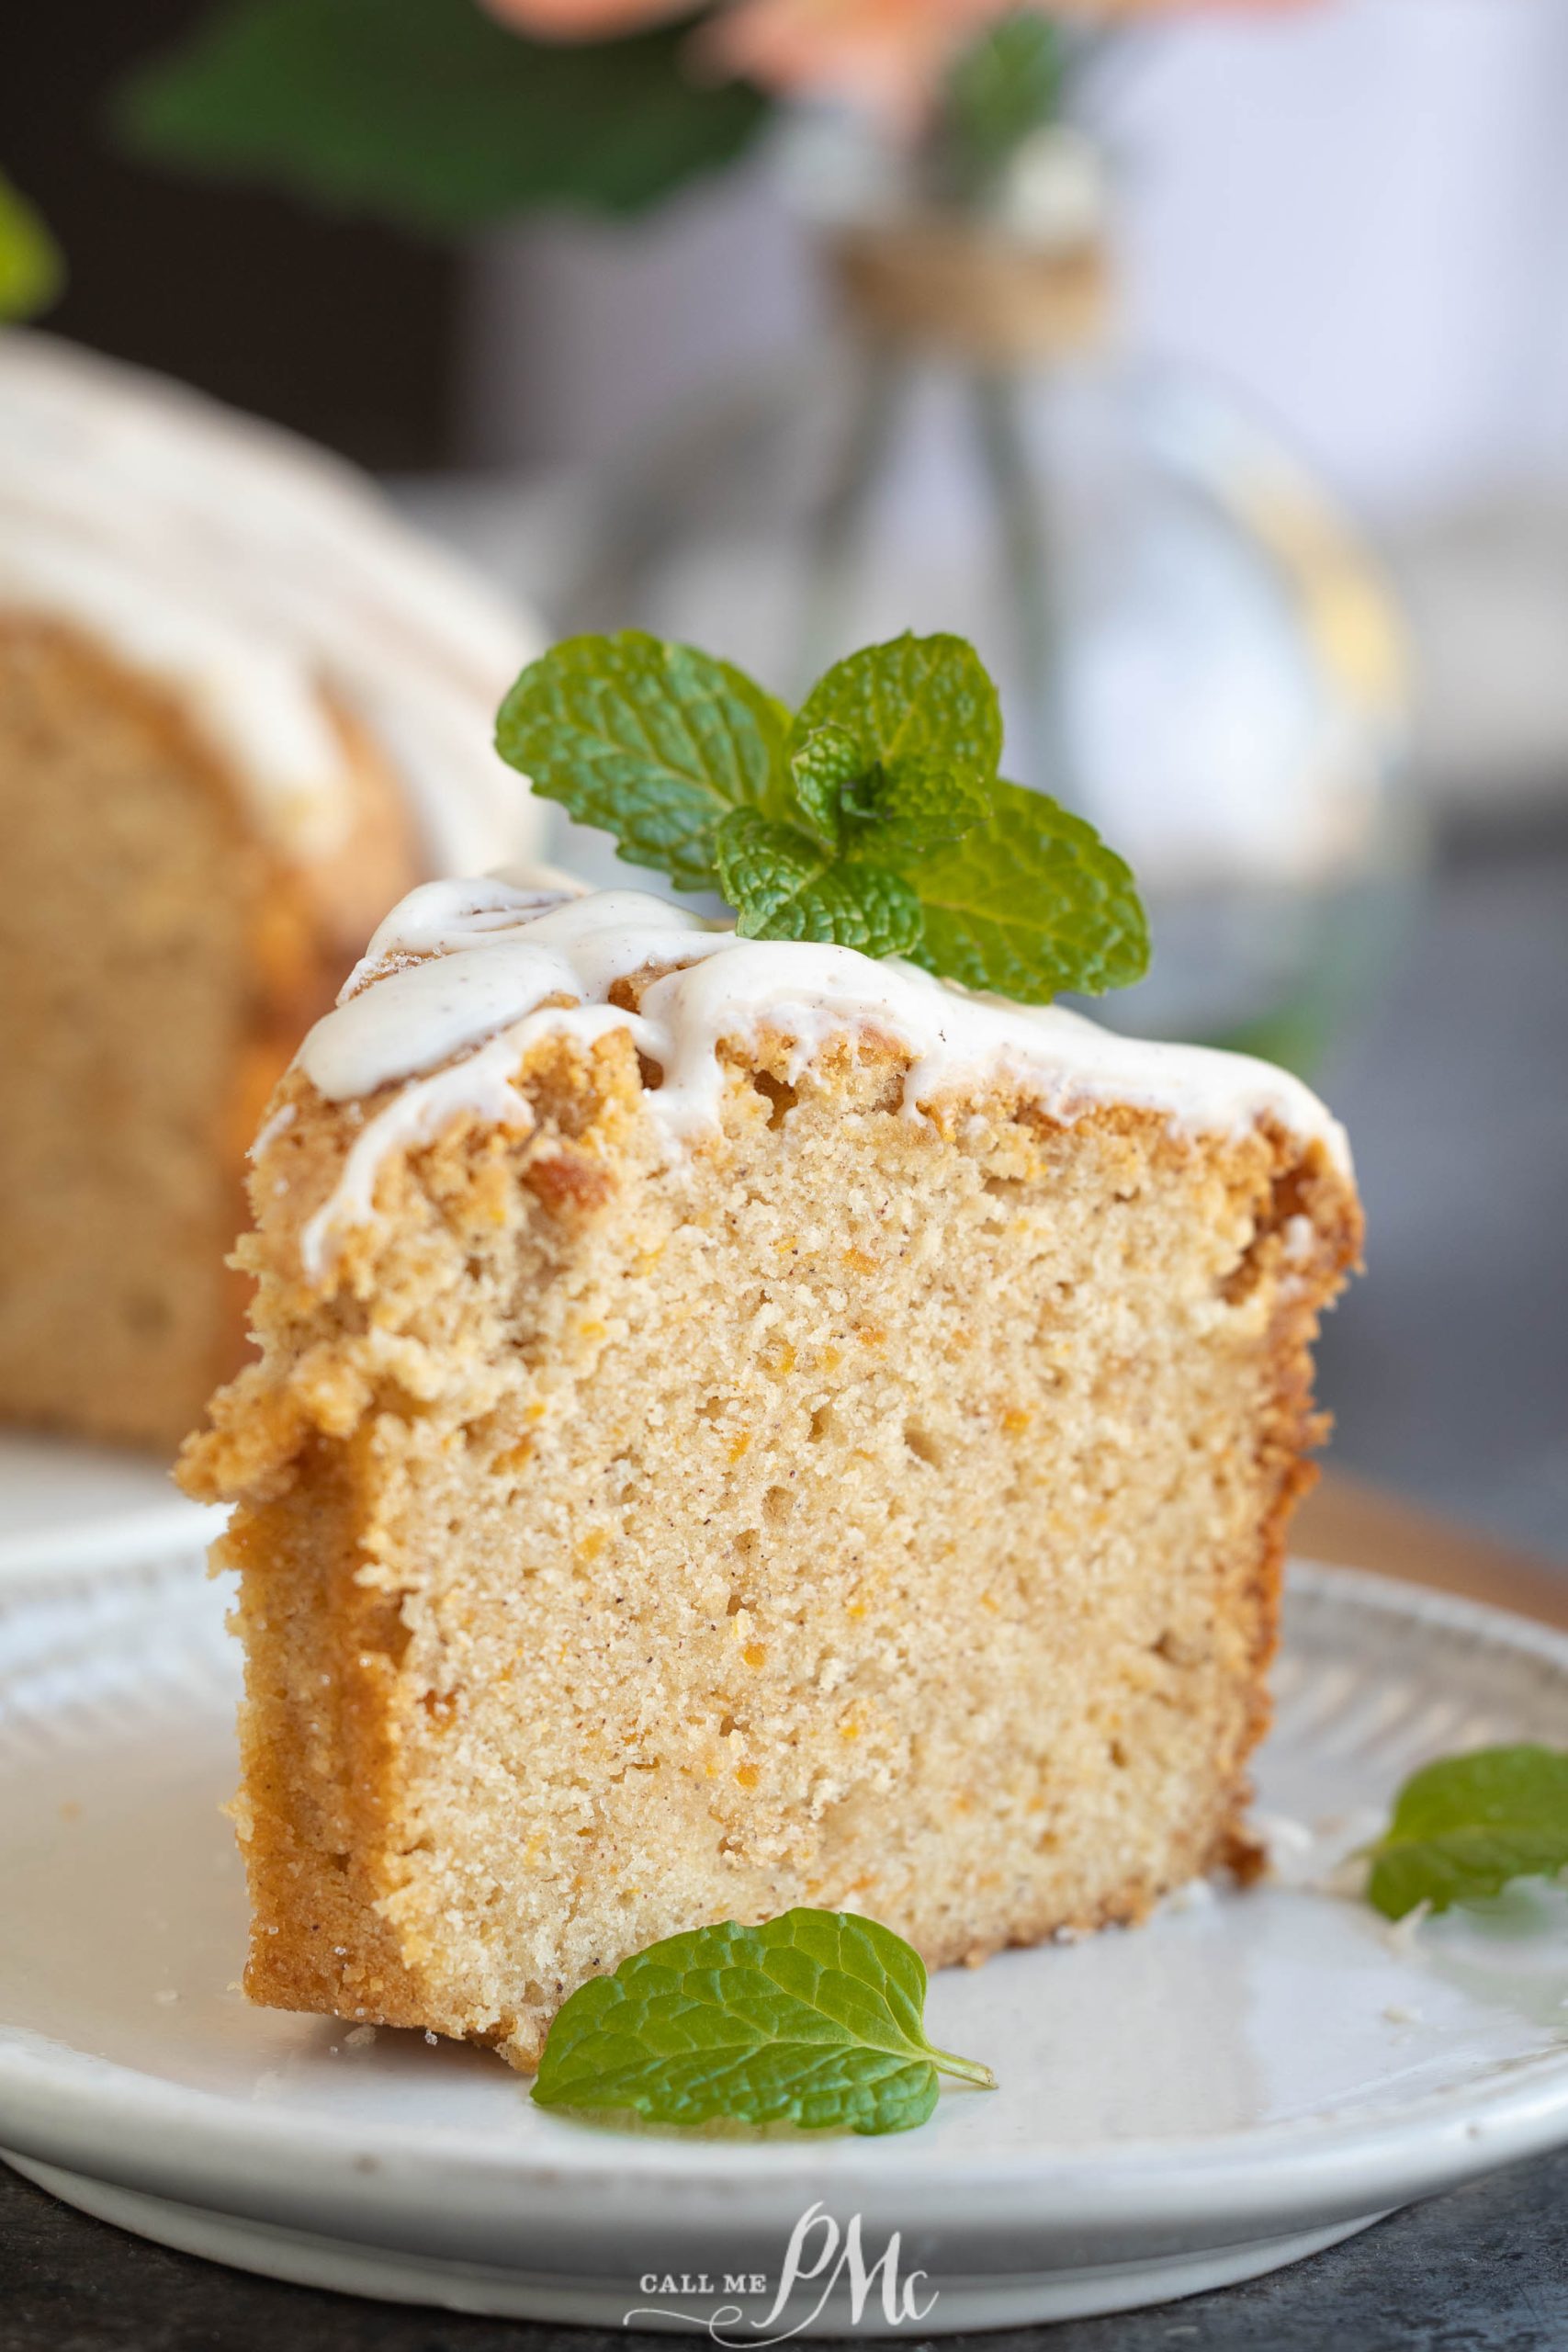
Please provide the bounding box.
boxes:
[0,334,544,1451]
[181,875,1360,2070]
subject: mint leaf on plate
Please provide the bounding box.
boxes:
[795,631,1002,799]
[716,812,922,956]
[532,1908,995,2135]
[908,780,1149,1003]
[1366,1745,1568,1921]
[497,631,790,893]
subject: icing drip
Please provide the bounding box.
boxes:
[0,332,543,872]
[293,876,1352,1278]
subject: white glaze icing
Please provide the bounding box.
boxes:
[0,332,544,870]
[293,877,1352,1277]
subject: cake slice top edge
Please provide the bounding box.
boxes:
[282,870,1352,1283]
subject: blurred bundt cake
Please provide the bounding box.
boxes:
[0,334,543,1449]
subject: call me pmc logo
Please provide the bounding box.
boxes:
[626,2202,938,2342]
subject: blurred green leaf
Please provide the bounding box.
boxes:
[0,172,64,322]
[1212,1000,1333,1080]
[113,0,770,230]
[941,12,1065,202]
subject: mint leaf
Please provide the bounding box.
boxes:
[496,632,790,893]
[114,0,770,230]
[1367,1746,1568,1921]
[795,631,1002,797]
[846,752,994,863]
[532,1909,995,2135]
[715,812,922,956]
[907,779,1149,1002]
[789,723,862,849]
[0,172,62,322]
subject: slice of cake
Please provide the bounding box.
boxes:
[181,875,1359,2070]
[0,332,543,1451]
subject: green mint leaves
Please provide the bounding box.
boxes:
[1367,1745,1568,1921]
[496,629,1147,1005]
[531,1908,995,2135]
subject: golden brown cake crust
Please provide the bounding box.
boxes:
[183,1011,1361,2068]
[0,615,422,1451]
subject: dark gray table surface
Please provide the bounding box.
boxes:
[4,2148,1566,2352]
[5,824,1565,2346]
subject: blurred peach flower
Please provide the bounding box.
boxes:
[483,0,692,35]
[485,0,1319,113]
[1052,0,1311,13]
[702,0,1018,115]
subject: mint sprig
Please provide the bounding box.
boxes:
[497,628,1148,1004]
[1366,1745,1568,1921]
[532,1908,995,2136]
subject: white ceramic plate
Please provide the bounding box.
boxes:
[4,1546,1568,2335]
[0,1432,222,1581]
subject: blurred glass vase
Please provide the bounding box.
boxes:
[563,116,1415,1063]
